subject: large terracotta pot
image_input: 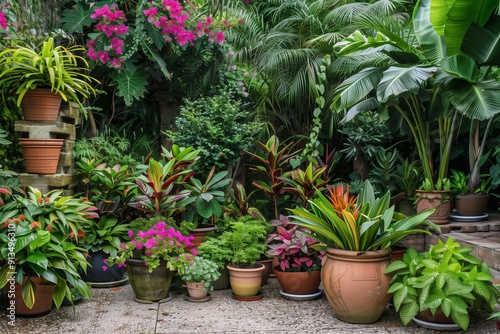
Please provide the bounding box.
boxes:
[415,190,451,224]
[322,248,392,324]
[454,193,489,217]
[19,138,64,174]
[11,276,55,316]
[81,250,127,285]
[273,267,321,294]
[125,258,173,302]
[227,263,264,297]
[189,224,217,250]
[21,88,63,121]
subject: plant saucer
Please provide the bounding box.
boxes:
[279,289,322,301]
[88,274,129,288]
[231,291,263,301]
[412,317,460,331]
[449,212,488,222]
[184,293,212,303]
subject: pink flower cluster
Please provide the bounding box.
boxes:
[0,5,9,30]
[86,4,129,69]
[143,0,225,46]
[105,221,195,273]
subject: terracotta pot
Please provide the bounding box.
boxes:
[390,246,407,262]
[256,258,273,286]
[321,248,392,324]
[11,276,55,316]
[454,193,489,217]
[21,88,62,121]
[186,281,208,299]
[415,190,451,224]
[19,138,64,174]
[273,267,321,294]
[227,263,265,297]
[81,250,126,284]
[189,224,217,249]
[125,258,173,302]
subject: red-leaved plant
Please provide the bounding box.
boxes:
[266,215,323,273]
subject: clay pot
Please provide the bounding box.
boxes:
[227,263,264,297]
[19,138,64,174]
[273,268,321,294]
[415,190,452,224]
[21,88,62,121]
[321,248,392,324]
[256,258,273,285]
[12,276,55,316]
[189,224,217,249]
[126,258,173,302]
[454,193,489,217]
[186,281,208,299]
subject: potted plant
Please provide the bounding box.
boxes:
[290,180,439,324]
[0,186,94,315]
[393,159,423,216]
[0,37,98,120]
[385,237,500,331]
[266,214,323,299]
[179,256,221,301]
[76,158,135,285]
[449,169,491,218]
[214,215,269,299]
[105,220,194,303]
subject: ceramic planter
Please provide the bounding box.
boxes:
[126,258,173,302]
[454,193,489,217]
[256,258,273,286]
[81,250,127,285]
[273,268,321,295]
[189,224,217,249]
[21,88,62,121]
[186,281,208,300]
[18,138,64,174]
[415,190,451,224]
[321,248,392,324]
[12,276,55,316]
[227,263,264,297]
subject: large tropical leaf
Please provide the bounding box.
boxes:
[60,4,95,34]
[446,79,500,121]
[377,65,437,102]
[110,64,148,106]
[413,0,446,64]
[332,67,384,111]
[461,16,500,66]
[440,55,478,83]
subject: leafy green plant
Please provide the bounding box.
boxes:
[82,217,130,258]
[385,237,500,331]
[0,37,98,115]
[0,186,95,308]
[394,159,423,202]
[222,181,265,221]
[165,90,261,179]
[290,180,440,251]
[75,134,140,168]
[182,167,231,227]
[180,257,221,292]
[279,162,329,208]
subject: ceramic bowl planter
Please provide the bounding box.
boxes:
[454,193,489,217]
[125,258,174,303]
[227,263,265,298]
[321,248,392,324]
[273,268,321,295]
[81,250,127,286]
[12,276,56,317]
[18,138,64,174]
[415,190,451,224]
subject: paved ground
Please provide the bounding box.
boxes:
[1,277,499,334]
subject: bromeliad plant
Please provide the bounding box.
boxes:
[0,186,96,308]
[266,215,323,273]
[105,220,195,274]
[290,180,440,252]
[385,237,500,331]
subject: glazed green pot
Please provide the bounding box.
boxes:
[126,258,173,302]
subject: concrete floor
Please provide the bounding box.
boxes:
[1,276,499,334]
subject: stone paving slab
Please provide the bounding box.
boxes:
[1,278,498,334]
